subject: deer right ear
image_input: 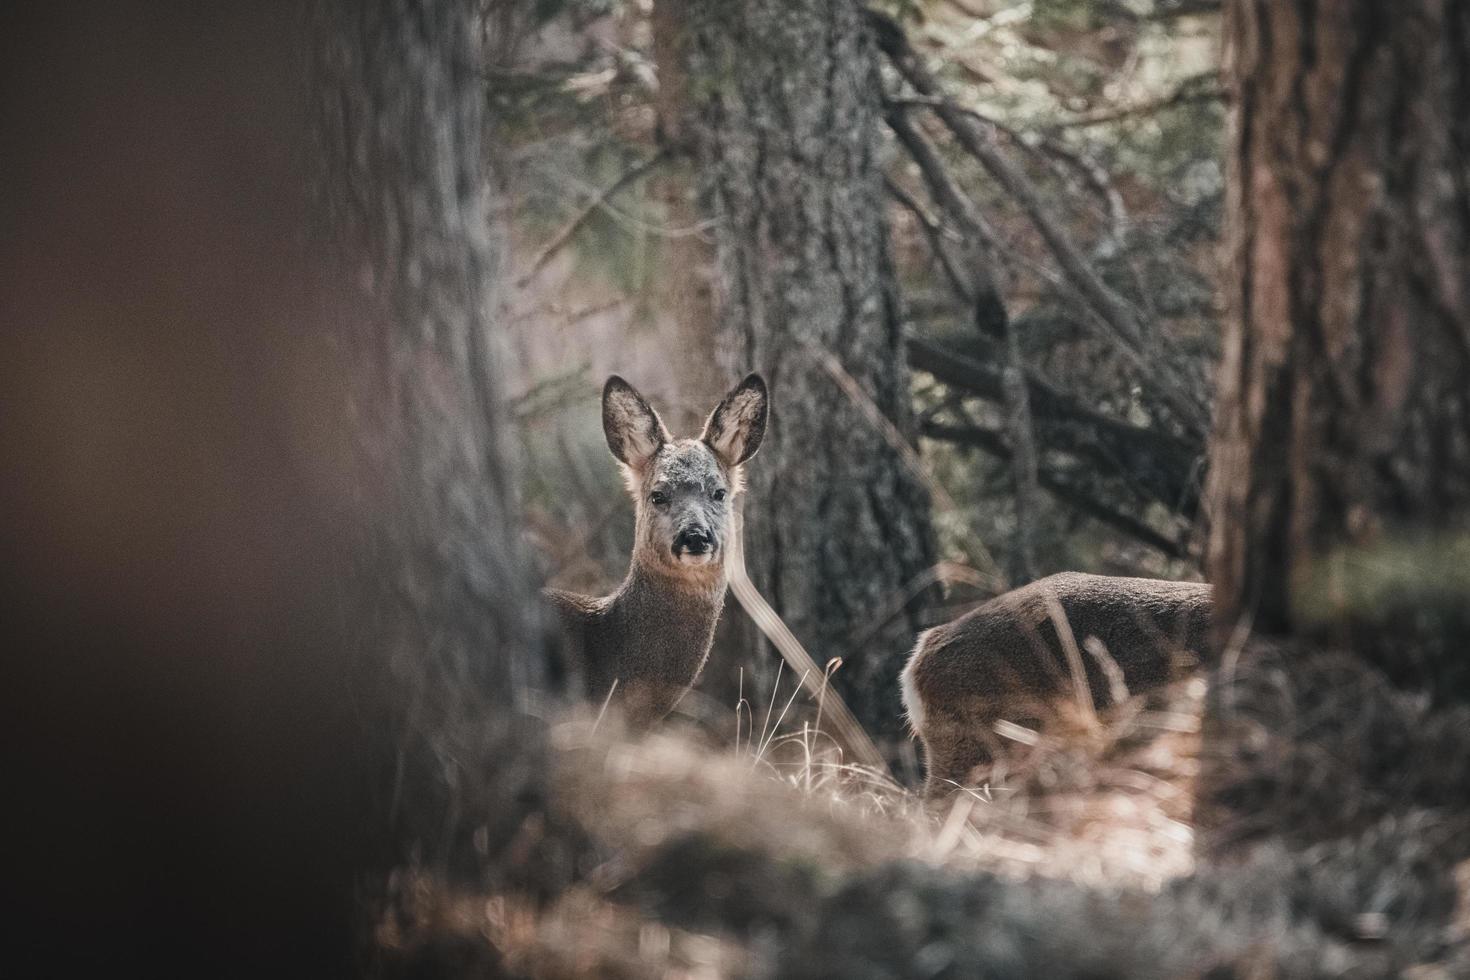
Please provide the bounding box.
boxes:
[602,376,670,469]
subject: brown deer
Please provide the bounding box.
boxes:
[901,572,1213,797]
[547,374,768,727]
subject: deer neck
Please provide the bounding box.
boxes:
[607,555,727,675]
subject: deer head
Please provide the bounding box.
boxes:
[602,374,768,577]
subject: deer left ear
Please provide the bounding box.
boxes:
[701,373,768,467]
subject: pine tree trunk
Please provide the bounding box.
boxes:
[1207,0,1470,697]
[1200,0,1470,854]
[315,0,562,884]
[649,0,725,433]
[682,0,938,745]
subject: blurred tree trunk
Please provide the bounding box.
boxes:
[1201,1,1470,853]
[680,0,939,748]
[1206,0,1470,696]
[649,0,723,434]
[5,0,564,971]
[315,0,566,890]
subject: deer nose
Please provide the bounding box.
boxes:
[674,526,713,556]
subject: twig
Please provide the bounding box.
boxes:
[1041,591,1098,730]
[758,658,785,762]
[753,669,810,767]
[726,508,890,773]
[1083,637,1131,707]
[591,678,619,734]
[515,148,669,288]
[1049,73,1223,129]
[921,419,1188,559]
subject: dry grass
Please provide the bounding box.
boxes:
[377,672,1208,976]
[925,681,1203,889]
[734,672,1205,891]
[378,872,748,979]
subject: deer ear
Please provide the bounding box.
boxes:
[603,376,670,469]
[701,373,768,467]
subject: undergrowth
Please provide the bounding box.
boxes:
[375,667,1209,977]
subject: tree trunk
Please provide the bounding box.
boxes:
[682,0,939,746]
[4,0,562,970]
[1200,1,1470,856]
[315,0,565,886]
[648,0,725,434]
[1207,0,1470,697]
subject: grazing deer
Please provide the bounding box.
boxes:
[547,374,768,727]
[901,572,1213,797]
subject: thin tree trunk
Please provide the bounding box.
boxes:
[683,0,939,746]
[648,0,724,433]
[1207,0,1470,698]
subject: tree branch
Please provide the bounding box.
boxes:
[887,96,1129,247]
[869,8,1210,437]
[885,106,1007,336]
[515,148,670,288]
[883,175,973,305]
[1050,72,1224,129]
[920,421,1187,559]
[887,107,1040,577]
[906,333,1203,515]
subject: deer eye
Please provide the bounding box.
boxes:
[650,489,670,506]
[711,488,727,502]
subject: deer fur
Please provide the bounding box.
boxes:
[901,572,1213,797]
[547,374,768,728]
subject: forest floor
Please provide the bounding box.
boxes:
[376,677,1207,977]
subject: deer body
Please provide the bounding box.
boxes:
[548,374,768,728]
[902,572,1213,797]
[548,560,726,726]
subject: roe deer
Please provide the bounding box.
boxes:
[901,572,1213,797]
[547,373,768,727]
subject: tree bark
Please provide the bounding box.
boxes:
[1207,0,1470,698]
[314,0,566,889]
[648,0,725,433]
[3,0,564,969]
[683,0,939,745]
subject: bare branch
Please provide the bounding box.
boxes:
[885,106,1007,335]
[883,175,973,303]
[869,9,1210,436]
[886,107,1040,576]
[515,148,670,288]
[906,333,1203,515]
[1049,72,1223,129]
[920,421,1188,559]
[888,96,1129,246]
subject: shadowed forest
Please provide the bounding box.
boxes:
[5,0,1470,976]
